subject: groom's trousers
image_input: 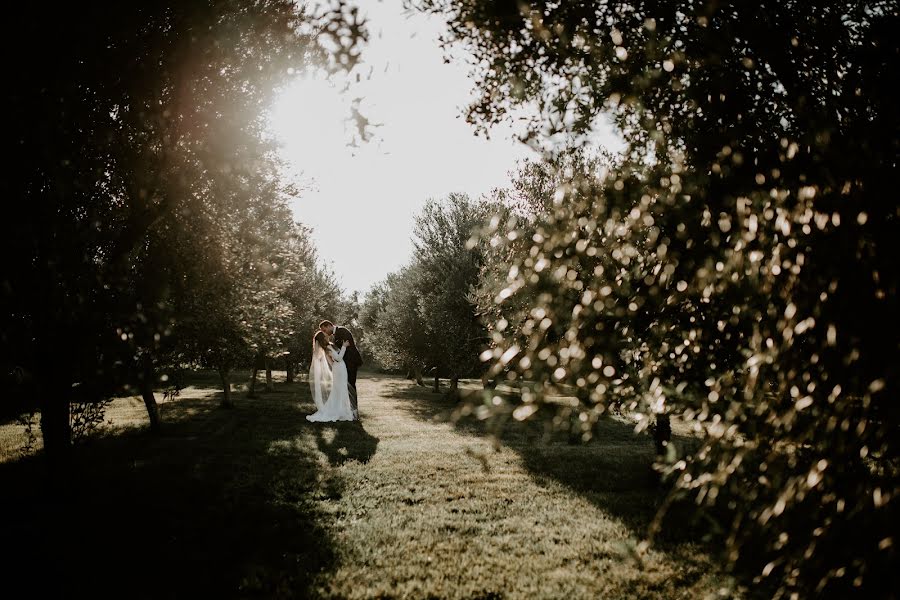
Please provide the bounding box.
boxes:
[347,366,359,413]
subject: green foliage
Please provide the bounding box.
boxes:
[280,226,332,370]
[2,2,365,444]
[473,153,614,376]
[414,195,494,384]
[362,265,429,373]
[363,195,494,386]
[419,0,899,595]
[70,398,114,443]
[14,412,39,458]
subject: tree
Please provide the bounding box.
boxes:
[420,0,899,595]
[278,224,322,383]
[474,153,612,390]
[357,283,389,372]
[2,1,367,449]
[412,194,493,394]
[361,194,494,391]
[362,266,430,383]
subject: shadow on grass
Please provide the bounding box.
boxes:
[312,422,379,467]
[384,378,799,598]
[0,378,338,599]
[379,377,712,548]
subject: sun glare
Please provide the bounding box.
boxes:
[268,74,354,184]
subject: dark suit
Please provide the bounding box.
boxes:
[332,325,363,413]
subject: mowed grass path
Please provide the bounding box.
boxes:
[0,373,729,599]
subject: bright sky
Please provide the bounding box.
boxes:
[268,0,619,296]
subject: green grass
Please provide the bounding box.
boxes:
[0,372,736,599]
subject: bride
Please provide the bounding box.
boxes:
[307,330,356,422]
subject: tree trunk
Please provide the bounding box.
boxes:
[449,375,460,399]
[414,366,424,387]
[432,375,440,393]
[285,362,294,384]
[264,357,274,392]
[247,368,258,398]
[139,359,161,433]
[40,382,71,456]
[220,368,233,408]
[141,385,162,433]
[481,371,497,390]
[140,380,161,434]
[653,413,672,456]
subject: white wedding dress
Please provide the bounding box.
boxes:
[307,343,356,422]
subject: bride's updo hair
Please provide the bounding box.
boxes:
[313,330,329,351]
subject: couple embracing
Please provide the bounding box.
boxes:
[307,320,363,422]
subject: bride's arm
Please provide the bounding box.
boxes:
[332,342,349,361]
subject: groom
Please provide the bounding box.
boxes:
[319,320,363,419]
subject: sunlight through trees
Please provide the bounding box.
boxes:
[2,1,365,447]
[404,1,900,596]
[2,1,896,597]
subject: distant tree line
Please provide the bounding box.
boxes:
[360,194,494,393]
[359,158,612,395]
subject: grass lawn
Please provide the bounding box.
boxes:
[0,372,736,599]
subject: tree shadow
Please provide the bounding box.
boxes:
[311,421,379,467]
[0,379,337,599]
[380,378,715,549]
[385,376,786,595]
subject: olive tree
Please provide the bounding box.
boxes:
[419,0,899,595]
